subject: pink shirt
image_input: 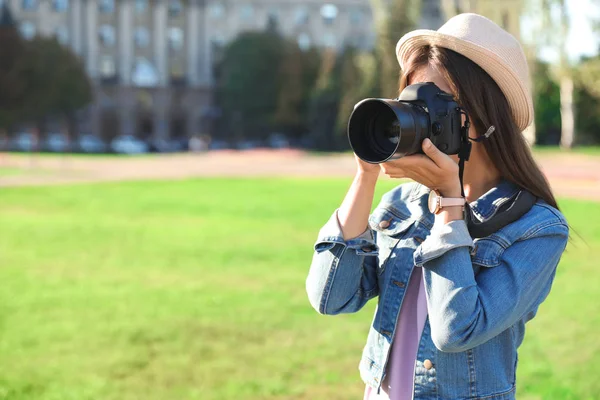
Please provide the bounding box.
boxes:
[363,266,429,400]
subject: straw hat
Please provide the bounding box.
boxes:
[396,13,533,131]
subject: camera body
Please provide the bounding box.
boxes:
[348,82,464,163]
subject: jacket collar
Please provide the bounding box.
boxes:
[468,179,520,222]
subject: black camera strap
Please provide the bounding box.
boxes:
[455,108,537,239]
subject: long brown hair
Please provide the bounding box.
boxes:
[399,45,559,210]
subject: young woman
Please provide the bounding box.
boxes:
[306,13,569,400]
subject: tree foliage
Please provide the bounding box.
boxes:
[532,59,561,144]
[21,36,92,123]
[0,13,29,130]
[0,17,92,134]
[370,0,419,98]
[306,50,343,150]
[273,45,320,138]
[216,31,288,141]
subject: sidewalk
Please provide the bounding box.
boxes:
[1,150,599,201]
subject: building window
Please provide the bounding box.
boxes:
[98,25,116,47]
[168,27,184,51]
[21,0,37,11]
[19,21,36,39]
[294,6,309,26]
[99,55,116,78]
[132,57,159,87]
[52,0,68,12]
[134,27,150,48]
[55,26,69,45]
[297,33,311,51]
[349,8,363,24]
[320,4,338,26]
[99,0,114,14]
[209,2,225,19]
[168,0,183,17]
[135,0,147,14]
[240,4,254,21]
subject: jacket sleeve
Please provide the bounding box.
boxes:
[414,219,569,353]
[305,209,380,315]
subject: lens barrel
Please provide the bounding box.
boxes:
[348,99,430,163]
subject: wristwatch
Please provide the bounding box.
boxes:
[428,189,466,214]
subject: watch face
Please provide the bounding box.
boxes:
[428,190,439,214]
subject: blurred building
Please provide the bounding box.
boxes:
[4,0,375,142]
[3,0,521,142]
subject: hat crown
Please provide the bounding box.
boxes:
[438,13,530,90]
[395,12,534,130]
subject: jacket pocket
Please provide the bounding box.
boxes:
[369,208,414,239]
[368,207,415,275]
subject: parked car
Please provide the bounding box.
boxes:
[268,133,290,149]
[77,134,108,153]
[208,140,231,150]
[147,137,187,153]
[9,132,37,152]
[110,135,149,154]
[44,132,69,152]
[236,140,264,150]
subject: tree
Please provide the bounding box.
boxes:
[370,0,420,98]
[22,36,92,129]
[335,47,379,138]
[526,0,575,148]
[273,44,320,139]
[573,54,600,145]
[532,59,561,144]
[306,49,343,150]
[0,3,92,143]
[216,31,287,141]
[0,4,29,133]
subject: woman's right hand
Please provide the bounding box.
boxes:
[354,154,381,177]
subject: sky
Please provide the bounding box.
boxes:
[521,0,600,63]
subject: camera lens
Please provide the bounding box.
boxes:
[348,99,430,163]
[368,111,400,157]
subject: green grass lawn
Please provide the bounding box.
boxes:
[532,145,600,157]
[0,179,598,400]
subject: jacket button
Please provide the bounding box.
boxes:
[393,280,406,288]
[423,359,433,370]
[379,220,390,229]
[361,246,372,253]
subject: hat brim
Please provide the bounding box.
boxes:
[396,30,533,131]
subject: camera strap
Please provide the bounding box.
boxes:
[455,108,537,238]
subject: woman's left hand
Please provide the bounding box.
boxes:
[380,138,462,197]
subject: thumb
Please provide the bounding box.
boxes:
[422,138,447,167]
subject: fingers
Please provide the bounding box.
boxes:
[421,138,453,168]
[380,163,405,179]
[382,154,431,174]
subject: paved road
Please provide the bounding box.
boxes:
[1,150,599,200]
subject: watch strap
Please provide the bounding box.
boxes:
[439,197,466,208]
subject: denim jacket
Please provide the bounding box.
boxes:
[306,180,569,399]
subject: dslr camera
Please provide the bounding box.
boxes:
[348,82,464,163]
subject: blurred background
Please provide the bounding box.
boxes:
[0,0,599,155]
[0,1,599,400]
